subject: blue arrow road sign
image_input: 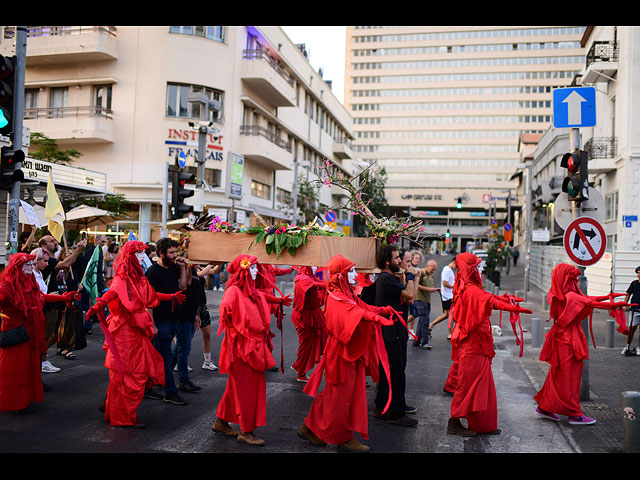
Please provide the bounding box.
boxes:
[177,151,187,168]
[553,87,596,128]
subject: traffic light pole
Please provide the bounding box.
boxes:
[7,26,26,255]
[569,126,590,402]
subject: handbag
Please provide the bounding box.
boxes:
[0,325,30,348]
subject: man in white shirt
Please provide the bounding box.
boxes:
[429,256,457,340]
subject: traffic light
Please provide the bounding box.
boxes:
[456,197,462,209]
[0,55,16,137]
[561,150,589,202]
[170,165,195,220]
[0,148,25,191]
[445,229,451,238]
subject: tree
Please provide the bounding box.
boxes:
[29,132,82,165]
[355,166,389,236]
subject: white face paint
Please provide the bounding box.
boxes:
[249,264,258,280]
[311,266,317,274]
[22,260,35,275]
[135,251,146,266]
[347,266,358,285]
[369,273,377,282]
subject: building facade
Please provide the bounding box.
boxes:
[0,26,356,243]
[344,26,586,252]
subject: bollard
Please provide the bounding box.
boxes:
[542,295,549,311]
[622,391,640,453]
[515,290,523,300]
[531,317,542,347]
[604,318,615,348]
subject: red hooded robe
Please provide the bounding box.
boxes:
[216,255,275,434]
[303,255,394,444]
[87,241,168,426]
[449,252,530,433]
[291,266,327,377]
[0,254,78,412]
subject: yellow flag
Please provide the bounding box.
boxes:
[45,170,65,241]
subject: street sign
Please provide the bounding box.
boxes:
[177,151,187,168]
[553,87,596,128]
[554,188,605,230]
[325,210,336,223]
[563,216,606,267]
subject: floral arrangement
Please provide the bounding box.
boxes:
[314,159,424,246]
[246,215,343,258]
[208,215,244,233]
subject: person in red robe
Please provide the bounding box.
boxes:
[298,255,397,453]
[86,241,185,428]
[447,252,531,437]
[212,254,292,447]
[290,266,327,382]
[0,253,79,413]
[534,263,631,425]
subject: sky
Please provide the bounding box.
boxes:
[281,26,347,105]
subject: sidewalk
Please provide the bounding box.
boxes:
[497,260,638,453]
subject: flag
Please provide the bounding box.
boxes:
[45,170,65,242]
[81,245,101,305]
[127,230,137,242]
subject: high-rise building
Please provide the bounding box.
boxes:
[345,26,586,252]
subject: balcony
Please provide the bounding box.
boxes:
[584,137,617,174]
[582,41,618,84]
[240,49,296,108]
[24,106,115,143]
[238,124,293,171]
[19,26,118,65]
[333,136,354,159]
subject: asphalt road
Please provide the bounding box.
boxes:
[0,255,619,454]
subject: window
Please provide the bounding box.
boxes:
[24,88,39,119]
[94,84,112,113]
[605,191,618,221]
[166,83,223,123]
[251,180,271,200]
[169,26,225,42]
[49,87,68,118]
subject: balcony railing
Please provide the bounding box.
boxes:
[25,26,118,38]
[585,137,617,159]
[239,124,292,152]
[242,49,294,87]
[24,106,114,120]
[586,41,618,68]
[333,136,352,148]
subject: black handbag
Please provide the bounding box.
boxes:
[0,325,30,348]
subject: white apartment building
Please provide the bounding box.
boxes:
[0,25,356,244]
[519,26,640,294]
[345,26,586,252]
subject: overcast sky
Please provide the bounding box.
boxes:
[281,26,347,105]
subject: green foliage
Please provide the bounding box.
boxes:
[29,132,82,165]
[484,236,510,278]
[246,220,344,258]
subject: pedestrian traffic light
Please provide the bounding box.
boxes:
[0,148,25,191]
[0,55,16,137]
[456,197,462,209]
[561,150,589,202]
[445,229,451,238]
[170,165,195,220]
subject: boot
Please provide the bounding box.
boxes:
[238,431,266,447]
[297,423,326,446]
[212,418,239,437]
[337,438,370,453]
[446,417,477,437]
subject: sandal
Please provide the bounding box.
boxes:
[58,350,76,360]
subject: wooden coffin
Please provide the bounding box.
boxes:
[186,231,377,270]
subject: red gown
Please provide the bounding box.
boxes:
[291,267,327,377]
[303,255,393,444]
[534,263,629,418]
[449,253,529,433]
[216,257,276,434]
[0,254,77,412]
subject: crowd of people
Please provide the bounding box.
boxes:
[0,230,637,452]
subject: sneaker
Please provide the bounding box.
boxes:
[622,344,630,355]
[535,407,560,421]
[41,361,60,373]
[202,360,218,371]
[568,415,596,425]
[163,392,188,405]
[144,388,163,400]
[405,405,417,414]
[421,344,432,350]
[178,381,202,393]
[635,347,640,356]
